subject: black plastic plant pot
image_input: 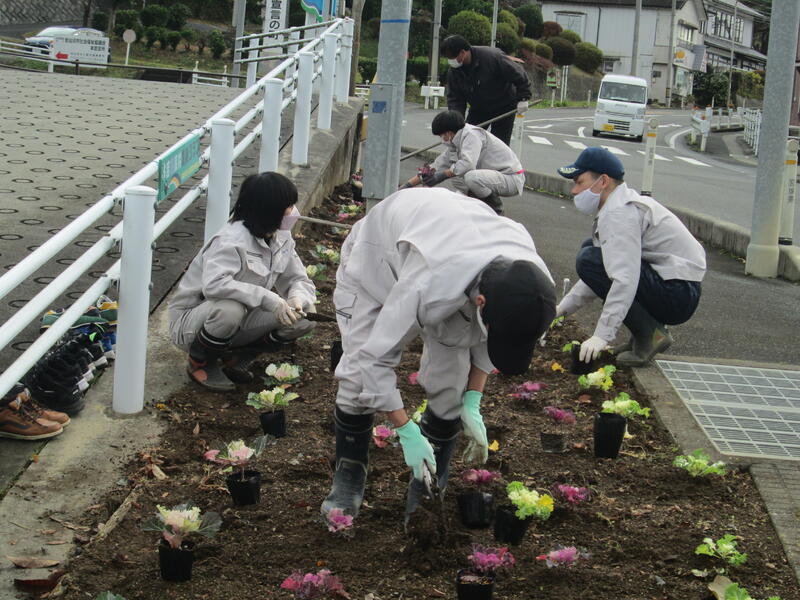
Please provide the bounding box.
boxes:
[455,569,495,600]
[260,409,286,438]
[225,469,262,505]
[330,339,343,372]
[594,412,627,459]
[456,491,494,529]
[540,431,568,453]
[493,506,530,546]
[569,344,596,375]
[159,539,195,582]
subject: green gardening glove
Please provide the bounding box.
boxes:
[396,420,436,481]
[460,390,488,465]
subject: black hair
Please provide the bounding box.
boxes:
[585,170,624,184]
[231,171,297,237]
[440,35,471,59]
[431,110,466,136]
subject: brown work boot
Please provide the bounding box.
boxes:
[15,385,70,428]
[0,396,63,440]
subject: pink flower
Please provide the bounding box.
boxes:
[520,381,546,392]
[326,508,354,533]
[372,424,396,448]
[462,469,500,487]
[203,449,219,461]
[336,212,349,222]
[543,406,576,425]
[408,372,419,385]
[467,544,515,575]
[280,569,345,599]
[554,484,590,504]
[536,546,589,568]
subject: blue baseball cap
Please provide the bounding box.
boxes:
[557,147,625,180]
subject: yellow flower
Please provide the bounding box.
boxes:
[536,494,554,512]
[488,440,500,452]
[551,362,565,373]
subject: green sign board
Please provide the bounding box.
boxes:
[546,69,558,88]
[158,134,201,201]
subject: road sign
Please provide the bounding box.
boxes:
[158,134,201,201]
[51,32,109,69]
[122,29,136,44]
[546,68,558,88]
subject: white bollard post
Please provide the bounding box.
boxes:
[192,60,198,85]
[292,51,314,166]
[512,113,524,163]
[641,118,659,196]
[287,30,300,81]
[318,32,337,129]
[587,89,591,107]
[259,78,283,172]
[336,19,354,102]
[112,185,156,415]
[246,37,258,87]
[779,138,798,245]
[205,119,235,244]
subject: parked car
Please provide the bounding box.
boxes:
[25,26,105,50]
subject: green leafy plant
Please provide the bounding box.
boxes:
[306,263,328,281]
[311,244,340,265]
[263,362,302,385]
[601,392,650,418]
[695,534,747,567]
[673,449,727,477]
[141,501,221,549]
[561,340,579,352]
[724,582,780,600]
[411,398,427,424]
[506,481,554,521]
[246,387,299,412]
[578,365,616,391]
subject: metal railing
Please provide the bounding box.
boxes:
[743,108,762,154]
[0,18,354,414]
[192,61,229,87]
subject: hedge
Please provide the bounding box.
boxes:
[448,10,491,46]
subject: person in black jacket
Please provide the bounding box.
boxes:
[441,34,531,146]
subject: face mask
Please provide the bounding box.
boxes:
[279,206,300,230]
[475,305,489,339]
[447,57,462,68]
[573,177,602,215]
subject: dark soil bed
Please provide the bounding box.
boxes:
[57,187,796,600]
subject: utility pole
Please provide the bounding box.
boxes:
[231,0,246,89]
[631,0,642,77]
[348,0,366,94]
[430,0,443,87]
[491,0,499,48]
[665,0,677,107]
[745,0,800,277]
[725,0,739,108]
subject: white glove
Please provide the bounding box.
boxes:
[287,296,305,313]
[272,298,299,327]
[555,301,567,319]
[516,100,528,115]
[461,391,489,465]
[579,335,608,363]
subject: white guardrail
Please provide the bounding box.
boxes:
[0,18,354,414]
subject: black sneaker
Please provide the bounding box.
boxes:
[35,363,89,393]
[66,333,107,369]
[58,341,95,376]
[24,375,85,415]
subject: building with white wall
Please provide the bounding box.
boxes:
[701,0,766,72]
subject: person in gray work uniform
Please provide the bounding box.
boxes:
[320,188,556,523]
[168,172,316,392]
[403,110,524,215]
[554,147,706,367]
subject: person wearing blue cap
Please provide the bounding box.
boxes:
[554,147,706,367]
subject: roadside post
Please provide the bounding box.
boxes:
[641,118,659,196]
[123,29,136,66]
[779,138,798,245]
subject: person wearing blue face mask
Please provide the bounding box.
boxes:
[440,35,531,147]
[168,172,316,391]
[554,147,706,367]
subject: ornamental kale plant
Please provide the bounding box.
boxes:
[602,392,650,418]
[543,406,577,429]
[264,362,302,385]
[510,381,547,399]
[724,582,781,600]
[462,468,501,488]
[561,340,580,352]
[506,481,554,521]
[204,436,268,480]
[325,508,354,534]
[411,398,427,424]
[141,501,221,549]
[246,387,299,412]
[578,365,617,391]
[696,534,748,567]
[306,263,328,281]
[372,423,398,448]
[552,484,590,505]
[336,203,362,222]
[536,545,590,567]
[467,544,516,575]
[280,569,346,599]
[673,449,727,477]
[311,244,340,265]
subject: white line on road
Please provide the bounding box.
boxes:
[668,127,693,149]
[675,156,710,167]
[602,145,629,156]
[528,135,553,145]
[577,127,586,138]
[565,140,587,150]
[636,150,671,161]
[525,124,554,130]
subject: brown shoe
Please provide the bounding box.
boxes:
[0,397,63,440]
[17,386,70,428]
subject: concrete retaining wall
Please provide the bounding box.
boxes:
[0,0,84,25]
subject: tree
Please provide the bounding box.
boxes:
[560,29,581,44]
[181,29,197,52]
[574,41,603,73]
[167,3,192,31]
[91,11,108,32]
[545,36,576,66]
[443,0,492,27]
[167,30,182,51]
[498,9,522,36]
[209,30,226,59]
[495,22,520,55]
[693,69,730,106]
[447,10,491,46]
[196,30,209,55]
[541,21,563,39]
[140,4,169,28]
[514,3,543,38]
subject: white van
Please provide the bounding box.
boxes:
[592,74,649,142]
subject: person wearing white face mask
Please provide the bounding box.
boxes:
[168,172,316,391]
[554,147,706,367]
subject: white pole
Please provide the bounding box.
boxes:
[665,0,676,106]
[231,0,246,88]
[631,0,641,76]
[292,51,314,166]
[205,119,235,244]
[641,118,659,196]
[246,37,258,87]
[112,185,156,415]
[259,79,283,172]
[490,0,499,47]
[335,19,353,103]
[779,138,798,245]
[318,32,337,129]
[125,42,131,66]
[287,30,300,81]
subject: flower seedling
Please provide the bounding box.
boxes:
[462,469,501,488]
[562,340,580,352]
[510,381,547,400]
[408,371,419,385]
[578,365,617,391]
[410,398,427,424]
[506,481,554,521]
[695,534,747,567]
[264,362,302,385]
[325,508,354,534]
[306,263,328,281]
[246,387,299,412]
[141,502,221,549]
[552,484,590,505]
[673,449,727,477]
[280,569,347,599]
[551,361,565,373]
[372,423,398,448]
[311,244,341,265]
[723,582,780,600]
[336,203,362,222]
[204,437,268,480]
[602,392,650,419]
[542,406,577,432]
[536,546,590,567]
[466,544,515,576]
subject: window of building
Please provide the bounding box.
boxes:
[554,12,586,39]
[706,10,744,42]
[678,24,694,45]
[602,58,618,73]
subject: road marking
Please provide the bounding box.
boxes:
[528,135,553,145]
[602,145,628,156]
[577,126,586,138]
[526,124,554,130]
[565,140,587,150]
[636,150,670,161]
[668,127,693,149]
[675,156,710,167]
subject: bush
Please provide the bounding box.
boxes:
[560,29,581,44]
[498,9,521,36]
[358,57,377,83]
[545,36,575,66]
[115,9,139,30]
[408,15,431,57]
[167,30,182,51]
[535,41,553,60]
[447,10,491,46]
[157,27,170,50]
[140,4,169,28]
[180,29,196,51]
[406,56,449,84]
[209,30,226,59]
[495,22,520,55]
[515,3,543,38]
[143,25,160,49]
[574,41,602,73]
[167,3,192,31]
[91,11,108,32]
[443,0,492,26]
[196,30,209,55]
[541,21,563,39]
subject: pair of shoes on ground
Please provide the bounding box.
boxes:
[40,294,118,333]
[0,383,70,440]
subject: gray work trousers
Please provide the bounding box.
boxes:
[451,170,524,199]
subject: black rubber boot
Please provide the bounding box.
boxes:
[616,301,673,367]
[482,192,504,215]
[404,410,462,520]
[187,328,236,392]
[321,407,374,518]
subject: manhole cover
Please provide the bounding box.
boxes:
[657,360,800,460]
